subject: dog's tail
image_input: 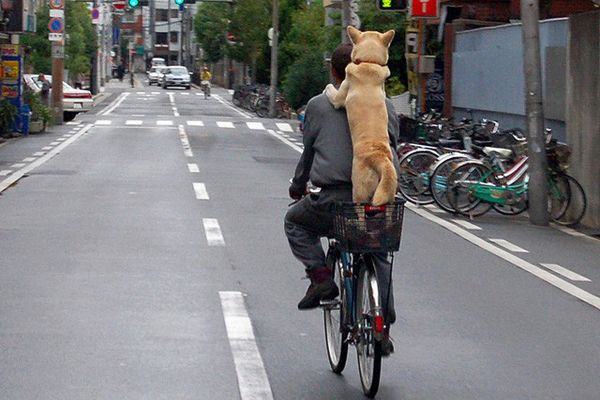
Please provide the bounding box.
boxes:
[372,157,398,206]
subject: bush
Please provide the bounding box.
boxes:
[282,52,330,110]
[27,92,52,125]
[385,76,406,97]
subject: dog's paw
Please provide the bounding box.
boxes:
[324,84,344,109]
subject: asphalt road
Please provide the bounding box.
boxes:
[0,77,598,399]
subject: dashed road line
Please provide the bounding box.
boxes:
[247,122,265,130]
[217,121,235,129]
[125,120,143,125]
[33,152,45,156]
[276,123,293,132]
[178,125,193,157]
[193,182,209,200]
[10,163,26,168]
[157,120,173,126]
[22,157,36,162]
[95,120,112,125]
[66,121,79,125]
[267,129,303,153]
[56,138,66,142]
[42,146,53,150]
[187,163,199,173]
[186,121,204,126]
[0,170,11,176]
[452,219,482,230]
[540,263,591,282]
[212,94,252,119]
[99,92,130,115]
[203,218,225,246]
[489,239,529,253]
[219,291,274,400]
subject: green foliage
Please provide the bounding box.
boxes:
[385,76,406,97]
[22,1,96,78]
[282,52,329,110]
[0,99,17,134]
[24,91,52,125]
[194,3,230,64]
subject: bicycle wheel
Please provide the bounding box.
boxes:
[323,248,348,374]
[356,261,382,398]
[398,149,439,205]
[552,174,587,226]
[430,154,471,213]
[547,173,570,221]
[256,100,269,118]
[446,161,494,217]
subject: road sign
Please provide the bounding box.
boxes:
[48,17,64,34]
[49,9,64,18]
[113,1,126,10]
[92,8,100,24]
[49,0,64,9]
[51,44,64,59]
[410,0,440,18]
[48,33,63,41]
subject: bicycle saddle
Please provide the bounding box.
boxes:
[483,147,513,159]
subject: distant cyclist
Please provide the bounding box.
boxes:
[284,43,401,353]
[200,67,212,98]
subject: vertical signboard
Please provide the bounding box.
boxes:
[0,45,23,109]
[410,0,440,19]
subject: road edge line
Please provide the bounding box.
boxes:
[212,94,253,119]
[0,124,93,193]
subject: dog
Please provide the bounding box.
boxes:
[324,26,397,206]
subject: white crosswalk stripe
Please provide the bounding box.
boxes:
[22,157,36,162]
[247,122,265,130]
[156,120,173,126]
[0,170,12,176]
[217,121,235,129]
[186,121,204,126]
[276,123,293,132]
[126,120,143,125]
[33,152,45,156]
[95,120,112,125]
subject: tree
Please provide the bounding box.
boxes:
[283,51,330,109]
[194,3,231,64]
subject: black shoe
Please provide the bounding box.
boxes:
[297,279,339,310]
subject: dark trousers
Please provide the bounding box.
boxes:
[284,188,395,317]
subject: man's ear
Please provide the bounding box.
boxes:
[347,26,362,45]
[381,30,395,48]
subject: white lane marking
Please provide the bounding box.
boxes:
[172,107,180,117]
[178,124,193,157]
[136,91,145,95]
[276,123,293,132]
[42,146,53,150]
[217,121,235,129]
[99,92,130,115]
[1,125,93,193]
[63,134,73,137]
[66,121,79,125]
[270,128,600,311]
[56,138,66,142]
[33,152,45,156]
[220,291,274,400]
[551,223,600,244]
[168,92,175,105]
[126,120,143,125]
[187,163,199,173]
[132,114,145,117]
[540,263,591,282]
[180,92,190,96]
[407,204,600,310]
[186,121,204,126]
[203,218,225,246]
[212,94,252,119]
[22,157,37,162]
[266,129,303,153]
[151,92,160,95]
[50,141,60,145]
[193,182,209,200]
[95,120,112,125]
[247,122,265,130]
[10,163,26,168]
[228,89,234,95]
[452,219,482,230]
[489,239,529,253]
[0,170,11,176]
[157,120,173,126]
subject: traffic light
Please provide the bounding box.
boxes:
[174,0,184,5]
[377,0,407,11]
[128,0,140,8]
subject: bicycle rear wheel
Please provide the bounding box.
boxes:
[323,249,348,373]
[398,149,439,205]
[446,161,494,217]
[551,174,587,226]
[430,154,471,213]
[356,261,382,398]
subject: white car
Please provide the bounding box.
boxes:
[159,66,191,89]
[147,66,165,85]
[24,74,93,116]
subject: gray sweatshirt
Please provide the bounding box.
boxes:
[291,93,400,191]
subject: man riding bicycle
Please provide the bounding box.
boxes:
[200,67,212,97]
[284,43,401,354]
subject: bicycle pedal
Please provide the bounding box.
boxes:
[319,299,341,309]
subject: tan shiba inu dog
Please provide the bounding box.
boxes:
[324,26,396,206]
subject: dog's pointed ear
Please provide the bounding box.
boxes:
[347,26,362,45]
[381,30,395,48]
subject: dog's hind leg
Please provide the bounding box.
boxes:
[371,158,398,206]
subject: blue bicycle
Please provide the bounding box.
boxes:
[321,200,405,398]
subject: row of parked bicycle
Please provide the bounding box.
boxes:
[232,84,292,119]
[396,111,587,226]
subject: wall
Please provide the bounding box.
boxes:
[566,10,599,229]
[451,18,568,141]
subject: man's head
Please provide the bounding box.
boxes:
[38,73,45,81]
[347,26,395,66]
[330,43,353,84]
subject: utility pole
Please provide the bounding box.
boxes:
[521,0,549,225]
[268,0,279,117]
[167,0,171,65]
[51,0,65,125]
[91,0,99,95]
[178,7,183,65]
[149,0,155,65]
[341,0,351,43]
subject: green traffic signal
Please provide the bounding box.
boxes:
[128,0,140,7]
[174,0,184,5]
[377,0,407,11]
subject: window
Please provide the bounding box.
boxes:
[170,9,178,19]
[170,32,178,43]
[155,33,168,45]
[156,10,168,22]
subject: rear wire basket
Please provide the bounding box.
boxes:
[332,200,406,253]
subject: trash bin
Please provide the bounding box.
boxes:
[20,105,31,136]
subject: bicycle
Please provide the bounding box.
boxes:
[201,80,211,99]
[321,199,405,398]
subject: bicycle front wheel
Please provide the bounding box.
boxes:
[398,149,439,205]
[551,174,587,226]
[323,250,348,374]
[356,262,382,398]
